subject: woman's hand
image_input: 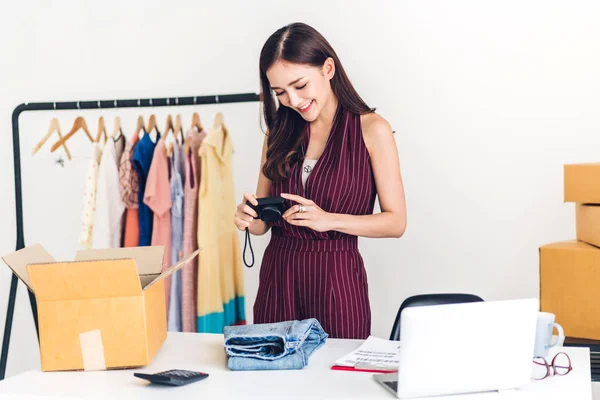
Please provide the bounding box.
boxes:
[234,193,259,231]
[281,193,335,233]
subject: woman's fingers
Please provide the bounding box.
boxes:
[282,204,301,219]
[243,204,258,218]
[286,218,310,227]
[280,193,312,205]
[284,205,312,220]
[244,192,258,206]
[234,217,248,230]
[235,214,255,229]
[240,214,254,223]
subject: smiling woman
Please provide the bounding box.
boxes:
[233,22,407,339]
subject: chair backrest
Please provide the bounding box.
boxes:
[389,293,484,341]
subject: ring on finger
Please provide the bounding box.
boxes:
[298,205,306,213]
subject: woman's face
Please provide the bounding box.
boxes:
[266,59,335,122]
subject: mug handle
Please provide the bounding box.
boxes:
[547,322,565,349]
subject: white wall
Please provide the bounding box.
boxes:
[1,0,600,378]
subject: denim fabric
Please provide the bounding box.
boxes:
[223,319,328,371]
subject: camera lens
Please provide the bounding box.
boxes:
[261,205,282,222]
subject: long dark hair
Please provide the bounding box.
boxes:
[260,22,374,182]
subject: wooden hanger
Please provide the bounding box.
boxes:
[163,114,175,157]
[185,112,203,154]
[32,118,72,160]
[174,114,184,143]
[96,116,108,144]
[146,114,159,135]
[213,112,224,130]
[112,116,123,140]
[199,112,226,156]
[112,100,123,141]
[163,114,174,138]
[50,116,94,152]
[165,114,186,157]
[191,112,202,131]
[135,115,145,137]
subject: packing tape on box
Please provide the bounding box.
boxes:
[79,329,107,371]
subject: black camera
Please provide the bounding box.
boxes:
[247,196,287,222]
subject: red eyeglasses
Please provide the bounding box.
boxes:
[532,352,573,380]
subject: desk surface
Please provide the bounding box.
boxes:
[0,333,593,399]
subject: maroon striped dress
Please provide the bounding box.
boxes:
[254,105,376,339]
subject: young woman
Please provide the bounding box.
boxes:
[233,22,406,339]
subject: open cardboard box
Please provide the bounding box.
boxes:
[2,244,200,372]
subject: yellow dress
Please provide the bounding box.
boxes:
[196,117,245,332]
[79,142,104,249]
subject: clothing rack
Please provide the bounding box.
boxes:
[0,92,261,380]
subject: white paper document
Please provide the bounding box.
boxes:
[333,335,400,371]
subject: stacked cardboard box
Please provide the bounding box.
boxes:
[540,163,600,340]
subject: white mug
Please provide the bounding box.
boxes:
[534,312,564,359]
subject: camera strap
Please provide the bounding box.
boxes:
[243,228,255,268]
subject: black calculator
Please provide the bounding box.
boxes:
[134,369,209,386]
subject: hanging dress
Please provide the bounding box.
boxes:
[197,120,246,332]
[93,135,126,248]
[168,141,185,331]
[181,127,205,332]
[144,137,172,309]
[133,132,158,246]
[120,131,141,247]
[79,142,104,249]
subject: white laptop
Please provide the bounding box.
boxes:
[374,298,538,398]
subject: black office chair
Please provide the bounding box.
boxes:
[389,293,484,341]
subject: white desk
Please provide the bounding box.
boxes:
[0,333,593,399]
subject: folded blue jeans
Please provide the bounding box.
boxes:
[223,319,328,371]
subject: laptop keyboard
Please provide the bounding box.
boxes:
[591,351,600,381]
[563,338,600,381]
[384,380,398,392]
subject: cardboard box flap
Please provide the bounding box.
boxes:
[27,259,142,301]
[540,241,596,252]
[566,162,600,167]
[145,249,201,289]
[75,246,165,276]
[1,244,55,292]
